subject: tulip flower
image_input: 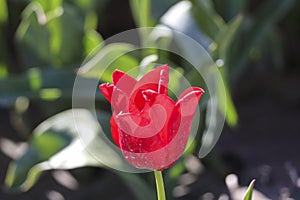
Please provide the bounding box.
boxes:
[100,64,204,170]
[99,64,204,200]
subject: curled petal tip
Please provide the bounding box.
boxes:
[99,83,114,102]
[193,88,205,97]
[112,70,125,85]
[176,87,204,116]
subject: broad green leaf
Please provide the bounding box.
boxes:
[130,0,155,46]
[0,0,8,78]
[31,0,62,13]
[160,1,212,50]
[4,109,146,193]
[0,68,105,106]
[78,43,139,82]
[157,27,225,157]
[213,0,246,22]
[16,2,88,68]
[83,12,103,56]
[83,29,103,57]
[151,0,178,19]
[190,0,225,40]
[130,0,153,27]
[159,1,238,126]
[45,4,85,67]
[16,2,52,68]
[0,64,7,78]
[5,109,96,190]
[243,180,255,200]
[213,14,244,61]
[0,0,8,24]
[227,0,294,82]
[149,25,173,50]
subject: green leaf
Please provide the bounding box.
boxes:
[16,2,87,68]
[214,14,244,61]
[44,4,85,67]
[216,69,238,127]
[5,109,154,200]
[0,0,8,24]
[0,68,104,106]
[31,0,62,13]
[243,179,255,200]
[130,0,153,27]
[213,0,246,21]
[4,109,140,191]
[16,2,52,68]
[191,0,225,40]
[83,29,103,57]
[78,43,139,82]
[5,109,91,190]
[159,1,239,126]
[160,1,212,50]
[228,0,294,82]
[0,0,8,78]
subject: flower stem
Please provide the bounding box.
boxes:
[154,170,166,200]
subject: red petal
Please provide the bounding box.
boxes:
[112,70,137,94]
[177,87,204,102]
[130,65,169,111]
[135,64,169,95]
[115,94,175,151]
[99,83,114,102]
[110,114,120,147]
[116,104,167,138]
[129,87,203,170]
[175,87,204,116]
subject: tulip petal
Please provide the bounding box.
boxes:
[112,70,137,94]
[115,94,175,153]
[99,83,114,102]
[135,64,169,95]
[177,87,205,102]
[110,114,120,147]
[175,87,204,116]
[98,64,204,171]
[130,65,169,111]
[115,104,167,138]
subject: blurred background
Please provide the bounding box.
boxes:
[0,0,299,199]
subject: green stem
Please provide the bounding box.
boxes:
[154,170,166,200]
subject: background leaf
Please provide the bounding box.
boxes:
[243,179,255,200]
[5,109,153,200]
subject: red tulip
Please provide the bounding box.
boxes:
[99,64,204,170]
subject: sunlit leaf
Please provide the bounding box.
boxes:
[31,0,62,13]
[78,43,139,82]
[227,0,294,82]
[46,4,85,67]
[16,2,52,68]
[16,2,89,68]
[213,0,246,21]
[130,0,153,27]
[0,68,105,107]
[4,109,147,194]
[83,29,103,56]
[160,1,212,50]
[0,0,8,24]
[243,179,255,200]
[214,14,243,61]
[190,0,225,40]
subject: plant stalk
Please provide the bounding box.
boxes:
[154,170,166,200]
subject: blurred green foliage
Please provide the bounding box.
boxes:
[0,0,297,199]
